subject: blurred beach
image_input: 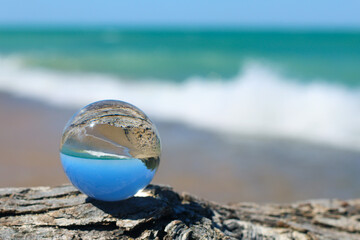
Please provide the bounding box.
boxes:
[0,28,360,203]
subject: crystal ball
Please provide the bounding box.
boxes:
[60,100,161,201]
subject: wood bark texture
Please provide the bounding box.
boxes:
[0,184,360,239]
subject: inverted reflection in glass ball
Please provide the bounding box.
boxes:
[60,100,161,201]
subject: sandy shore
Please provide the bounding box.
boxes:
[1,92,360,203]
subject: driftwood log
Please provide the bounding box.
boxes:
[0,185,360,239]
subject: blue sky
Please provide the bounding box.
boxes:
[1,0,360,28]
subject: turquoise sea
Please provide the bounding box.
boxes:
[0,28,360,86]
[0,28,359,150]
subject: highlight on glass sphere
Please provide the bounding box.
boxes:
[59,100,161,201]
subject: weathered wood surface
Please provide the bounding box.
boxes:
[0,185,360,240]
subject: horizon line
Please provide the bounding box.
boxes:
[0,22,360,32]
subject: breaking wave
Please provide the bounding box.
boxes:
[1,56,359,150]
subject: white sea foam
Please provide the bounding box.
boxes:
[0,56,359,150]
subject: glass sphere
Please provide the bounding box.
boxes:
[60,100,161,201]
